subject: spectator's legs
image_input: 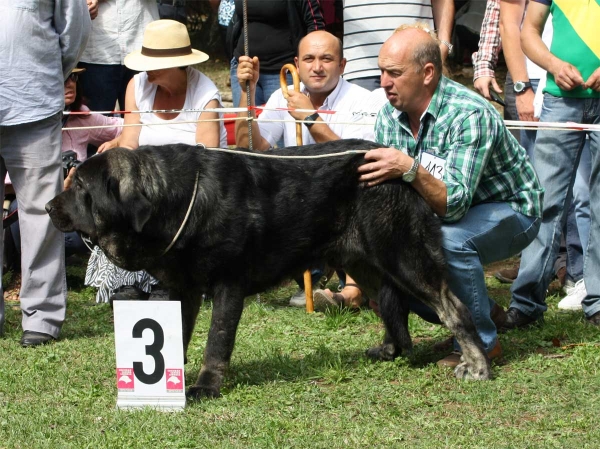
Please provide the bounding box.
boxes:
[1,113,66,338]
[78,63,133,113]
[230,57,242,108]
[581,100,600,319]
[510,95,588,319]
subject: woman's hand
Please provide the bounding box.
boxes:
[97,139,119,153]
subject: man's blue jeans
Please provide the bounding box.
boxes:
[510,95,600,319]
[410,203,540,352]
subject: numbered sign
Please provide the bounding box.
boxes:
[420,151,446,180]
[113,300,186,410]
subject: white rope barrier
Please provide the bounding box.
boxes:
[62,107,600,133]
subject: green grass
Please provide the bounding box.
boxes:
[1,261,600,448]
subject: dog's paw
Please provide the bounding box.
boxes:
[186,384,221,400]
[365,343,400,361]
[454,362,492,381]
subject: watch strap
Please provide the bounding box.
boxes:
[303,112,320,128]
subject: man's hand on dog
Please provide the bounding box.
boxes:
[358,148,414,186]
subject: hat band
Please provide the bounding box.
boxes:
[141,45,192,58]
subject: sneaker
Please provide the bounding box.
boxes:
[558,279,586,311]
[563,279,576,294]
[289,289,307,307]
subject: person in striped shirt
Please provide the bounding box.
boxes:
[358,23,543,367]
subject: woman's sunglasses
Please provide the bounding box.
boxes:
[65,72,79,84]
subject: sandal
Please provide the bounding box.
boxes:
[313,283,363,312]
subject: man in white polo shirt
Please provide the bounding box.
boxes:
[235,30,384,306]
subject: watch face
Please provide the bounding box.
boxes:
[402,171,416,183]
[514,81,525,93]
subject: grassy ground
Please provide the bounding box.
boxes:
[2,61,599,448]
[1,258,600,448]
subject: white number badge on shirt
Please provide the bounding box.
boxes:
[420,150,446,180]
[113,300,186,411]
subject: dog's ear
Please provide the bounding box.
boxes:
[106,175,152,233]
[128,193,152,233]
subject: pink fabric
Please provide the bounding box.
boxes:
[61,105,122,162]
[5,105,122,184]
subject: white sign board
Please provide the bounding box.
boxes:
[113,300,186,410]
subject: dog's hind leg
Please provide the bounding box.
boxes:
[422,281,491,380]
[365,277,412,362]
[186,284,245,400]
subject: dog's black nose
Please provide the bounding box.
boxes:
[45,203,53,214]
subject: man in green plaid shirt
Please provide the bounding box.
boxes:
[357,24,543,368]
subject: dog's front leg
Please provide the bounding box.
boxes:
[170,289,203,364]
[187,285,245,400]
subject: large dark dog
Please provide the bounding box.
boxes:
[46,139,491,398]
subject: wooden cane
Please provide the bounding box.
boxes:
[280,64,314,313]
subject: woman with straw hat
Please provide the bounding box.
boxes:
[98,19,227,152]
[88,19,227,304]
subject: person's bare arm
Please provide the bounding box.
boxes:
[195,99,222,147]
[98,78,141,152]
[521,1,584,91]
[234,56,271,150]
[431,0,455,62]
[357,148,447,217]
[500,0,535,121]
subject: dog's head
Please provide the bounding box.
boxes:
[46,148,158,269]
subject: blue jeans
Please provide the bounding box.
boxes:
[409,203,540,352]
[230,57,292,107]
[510,95,600,319]
[78,62,136,113]
[519,78,540,161]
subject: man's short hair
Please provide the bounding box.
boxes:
[394,22,442,76]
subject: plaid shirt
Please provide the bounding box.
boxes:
[472,0,501,80]
[374,76,543,223]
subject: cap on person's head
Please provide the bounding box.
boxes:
[124,19,209,71]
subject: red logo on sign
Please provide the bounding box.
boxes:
[117,368,135,391]
[166,368,184,392]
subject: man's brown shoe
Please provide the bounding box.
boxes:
[494,266,519,284]
[437,341,502,368]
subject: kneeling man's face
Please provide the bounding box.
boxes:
[378,37,425,112]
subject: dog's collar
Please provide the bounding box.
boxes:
[161,171,200,256]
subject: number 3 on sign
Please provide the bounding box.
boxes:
[113,301,186,410]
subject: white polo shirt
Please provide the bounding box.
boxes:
[257,77,376,147]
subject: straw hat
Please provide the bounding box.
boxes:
[124,20,209,71]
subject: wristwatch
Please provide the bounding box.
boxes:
[402,158,420,183]
[440,39,454,55]
[303,112,320,128]
[513,81,532,95]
